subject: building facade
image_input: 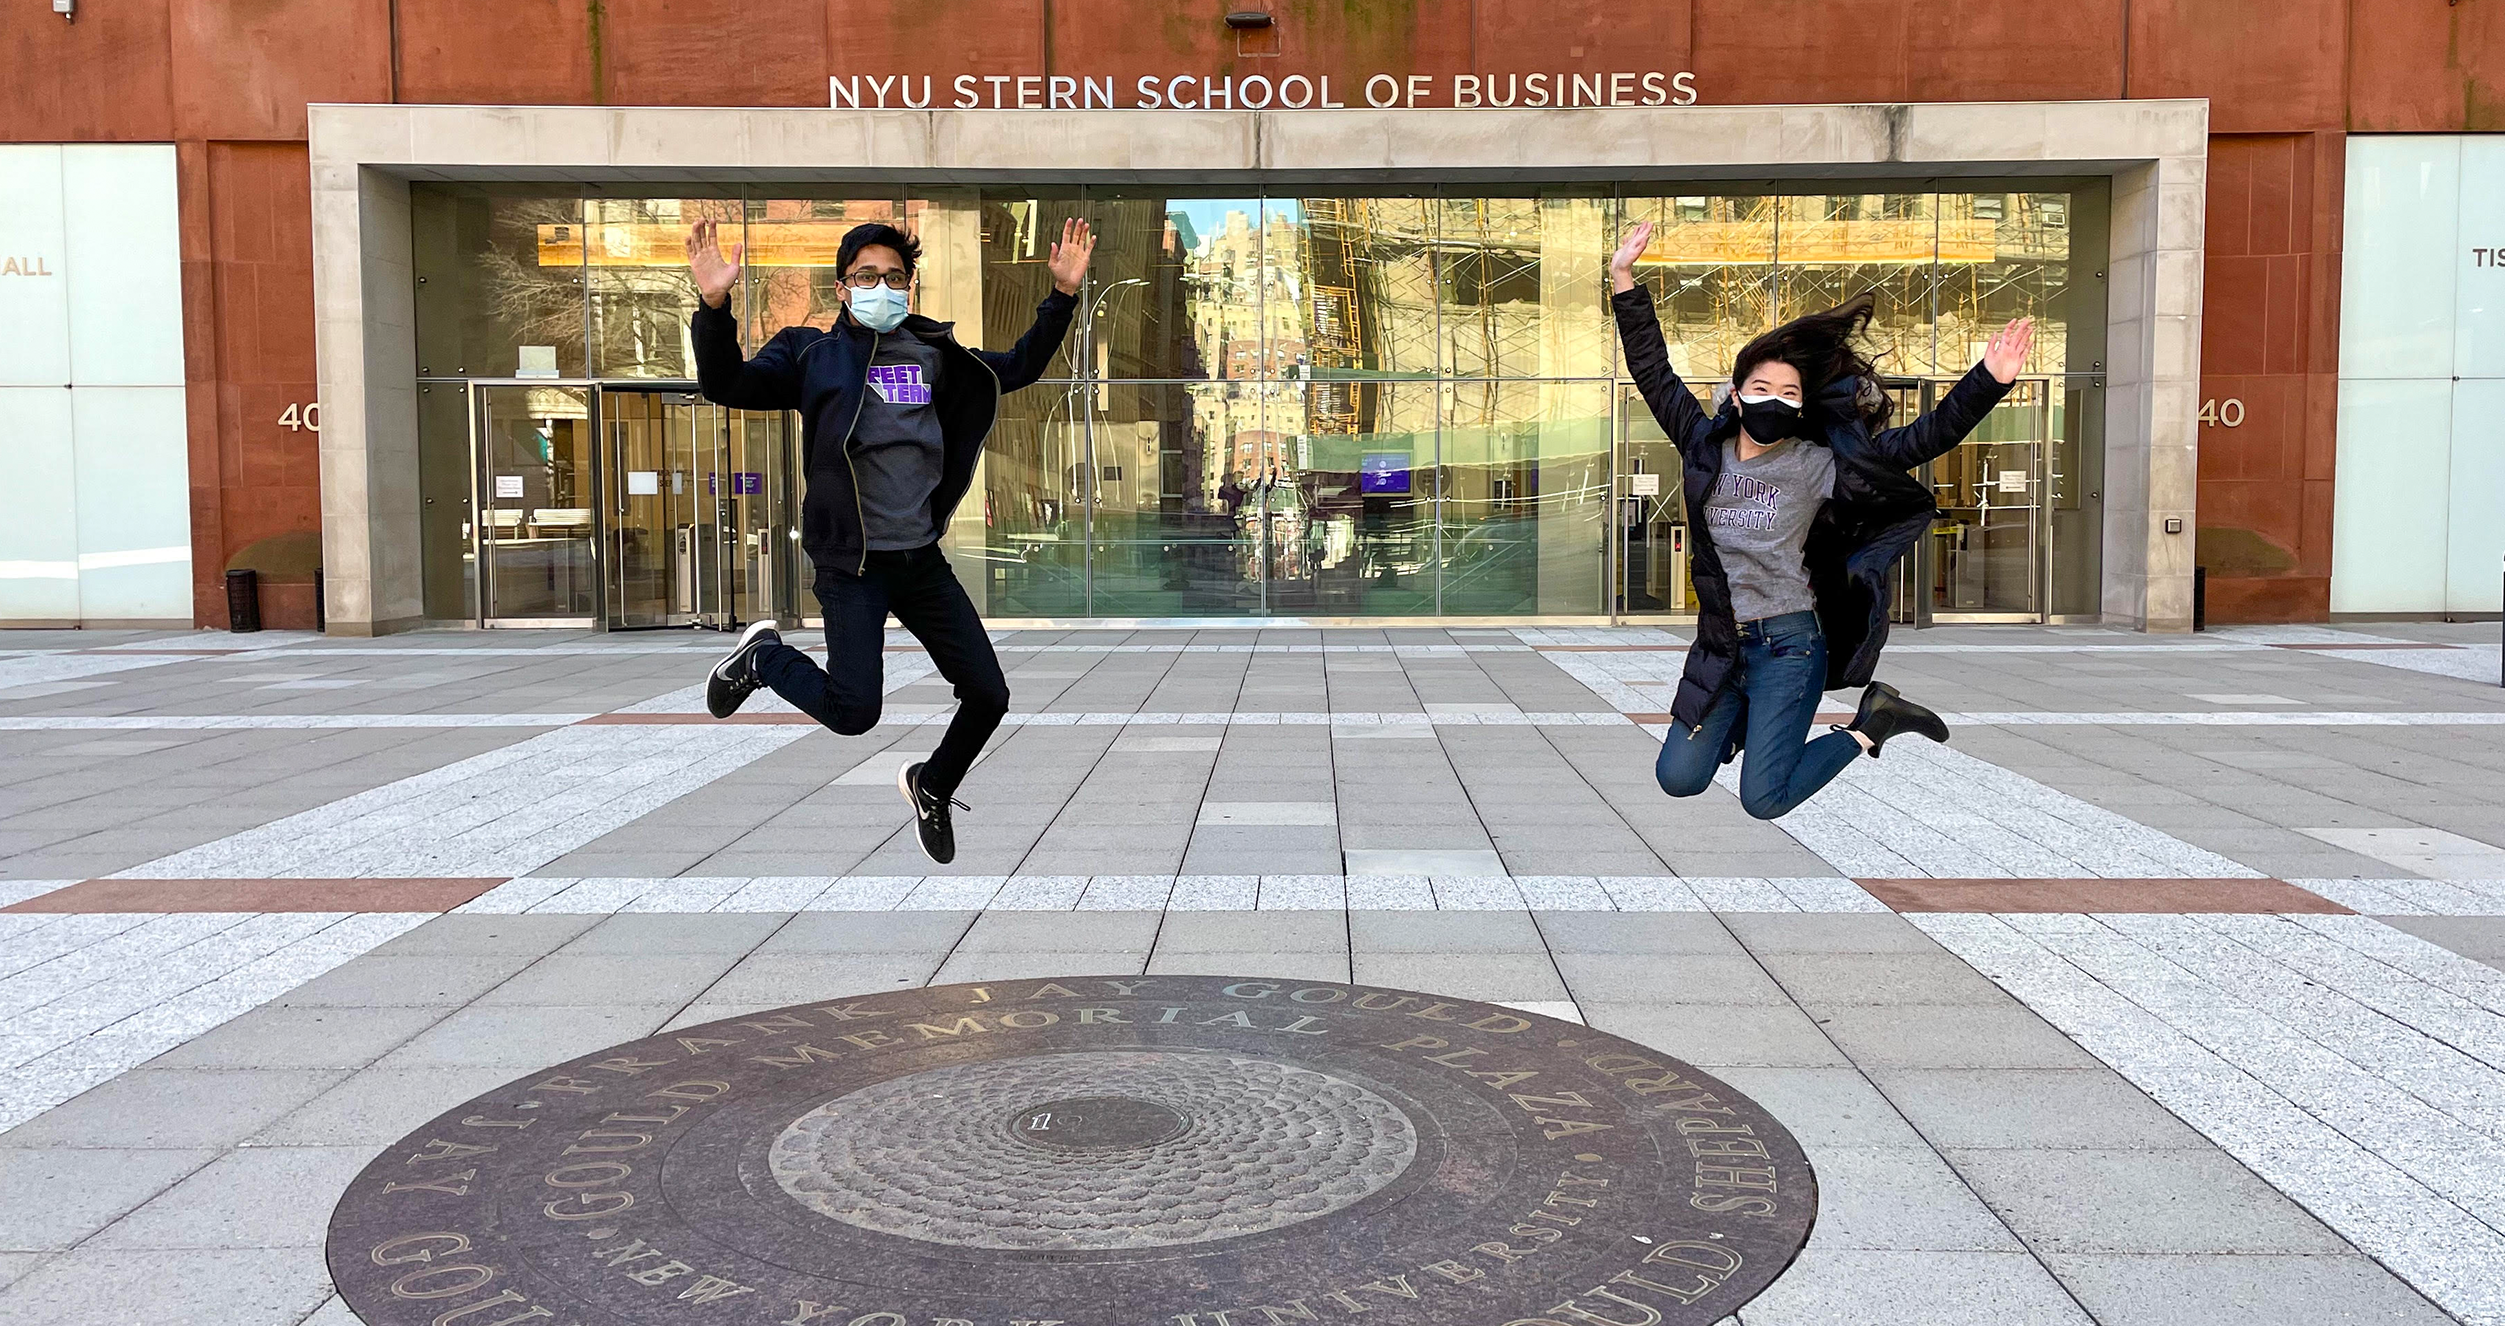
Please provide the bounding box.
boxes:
[2,1,2499,632]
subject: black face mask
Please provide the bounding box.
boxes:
[1736,394,1804,444]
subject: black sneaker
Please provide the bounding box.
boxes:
[705,620,782,719]
[1841,681,1950,757]
[898,761,968,865]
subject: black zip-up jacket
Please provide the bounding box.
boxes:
[690,291,1077,575]
[1613,286,2012,756]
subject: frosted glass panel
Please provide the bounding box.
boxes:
[2446,379,2505,612]
[2329,379,2451,613]
[0,146,71,388]
[0,387,82,621]
[2457,138,2505,380]
[69,386,192,620]
[63,144,184,387]
[2340,137,2460,380]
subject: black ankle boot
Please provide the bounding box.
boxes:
[1844,681,1949,757]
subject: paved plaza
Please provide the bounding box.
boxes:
[2,619,2504,1324]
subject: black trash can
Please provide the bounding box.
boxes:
[2192,565,2207,633]
[313,565,325,634]
[225,568,262,633]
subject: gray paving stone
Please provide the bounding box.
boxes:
[1143,951,1354,983]
[0,1245,335,1326]
[245,1066,523,1146]
[85,1146,370,1249]
[0,1146,215,1251]
[558,912,787,955]
[371,1005,677,1069]
[1755,951,2017,1008]
[756,911,973,953]
[0,1070,347,1150]
[1152,910,1347,954]
[1737,1247,2089,1325]
[1709,1067,1927,1149]
[147,1006,445,1070]
[690,955,935,1006]
[955,910,1165,953]
[929,951,1152,983]
[1556,952,1792,1005]
[0,1256,41,1293]
[1951,1149,2353,1255]
[2042,1252,2457,1325]
[1581,1003,1848,1068]
[472,953,743,1007]
[1350,952,1567,1001]
[1723,912,1949,954]
[1871,1069,2214,1150]
[270,954,537,1007]
[1818,1003,2100,1070]
[1348,910,1543,953]
[1804,1145,2025,1251]
[2381,915,2505,963]
[1536,911,1747,954]
[366,913,601,957]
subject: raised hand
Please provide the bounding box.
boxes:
[686,218,742,309]
[1609,221,1654,293]
[1983,316,2036,384]
[1046,218,1097,296]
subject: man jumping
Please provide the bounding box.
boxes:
[686,215,1095,863]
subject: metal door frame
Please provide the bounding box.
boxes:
[599,382,799,633]
[469,379,604,629]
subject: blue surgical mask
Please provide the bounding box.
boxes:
[848,283,909,333]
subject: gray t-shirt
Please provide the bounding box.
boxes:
[1703,437,1837,621]
[852,330,947,551]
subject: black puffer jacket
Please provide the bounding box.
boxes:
[691,292,1076,575]
[1613,287,2013,753]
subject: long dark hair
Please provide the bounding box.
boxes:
[1730,292,1889,428]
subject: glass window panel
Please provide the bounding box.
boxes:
[1438,380,1613,614]
[411,186,586,379]
[1619,194,1776,386]
[2446,379,2505,612]
[2329,377,2451,613]
[1775,193,1941,376]
[1287,379,1438,616]
[1084,381,1263,616]
[1080,192,1261,381]
[1615,382,1692,615]
[1433,192,1614,378]
[2455,139,2505,378]
[586,195,740,379]
[973,189,1086,380]
[2340,137,2461,380]
[1939,192,2072,377]
[1268,196,1440,381]
[971,377,1091,616]
[743,192,911,352]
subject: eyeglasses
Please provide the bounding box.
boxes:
[843,270,911,290]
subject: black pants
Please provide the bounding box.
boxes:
[752,545,1009,800]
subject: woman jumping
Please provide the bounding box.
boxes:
[1609,220,2035,820]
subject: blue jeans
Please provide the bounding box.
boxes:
[1654,611,1864,820]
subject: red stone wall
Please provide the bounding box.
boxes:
[4,0,2492,626]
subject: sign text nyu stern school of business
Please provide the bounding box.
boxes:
[831,70,1702,111]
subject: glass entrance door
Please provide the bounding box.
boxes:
[1890,376,2055,623]
[476,385,599,625]
[1617,385,1688,616]
[603,388,790,630]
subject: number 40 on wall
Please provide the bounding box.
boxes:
[2198,397,2245,428]
[279,403,322,432]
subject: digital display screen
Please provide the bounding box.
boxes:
[1360,452,1411,495]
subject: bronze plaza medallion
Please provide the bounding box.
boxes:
[328,976,1816,1325]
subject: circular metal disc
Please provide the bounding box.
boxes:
[328,975,1816,1325]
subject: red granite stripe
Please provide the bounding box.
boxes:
[1860,877,2350,914]
[4,878,508,913]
